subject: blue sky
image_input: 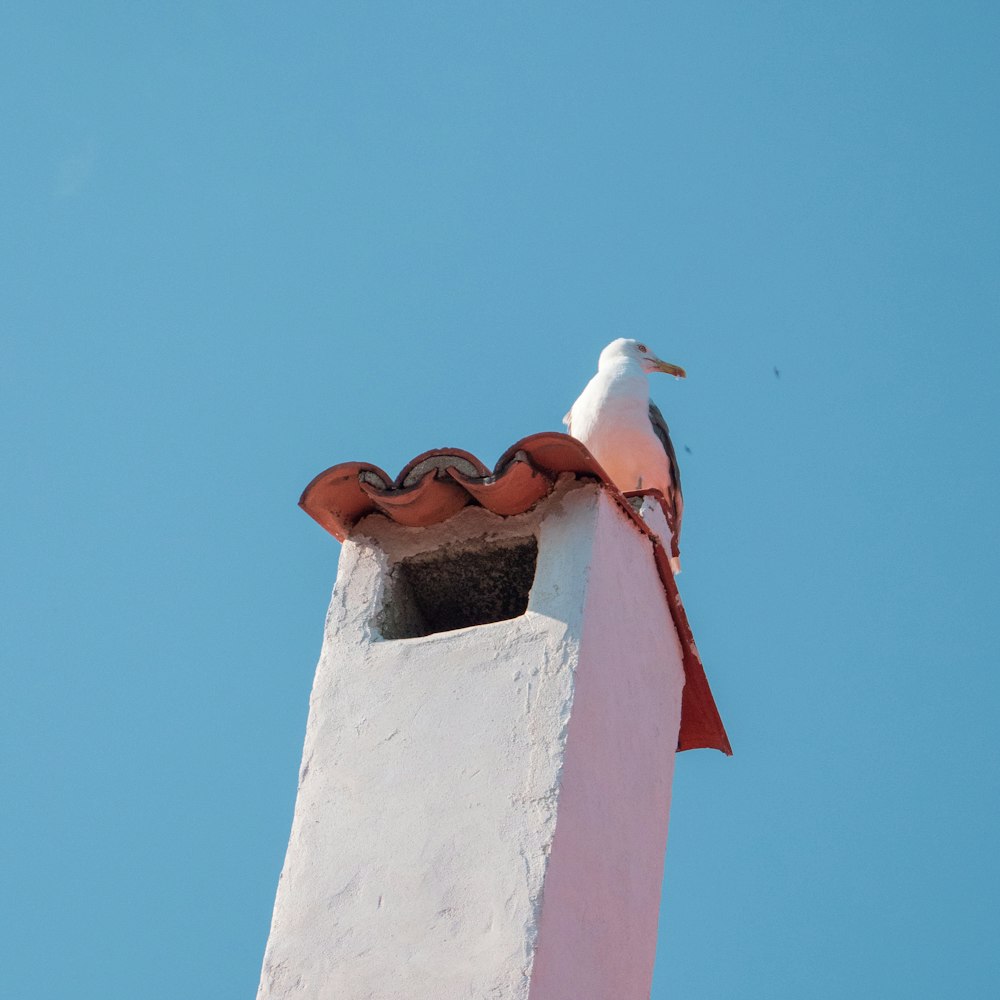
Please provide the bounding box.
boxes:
[2,3,998,997]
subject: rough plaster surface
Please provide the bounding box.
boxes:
[257,481,684,999]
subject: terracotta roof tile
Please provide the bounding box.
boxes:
[299,432,731,756]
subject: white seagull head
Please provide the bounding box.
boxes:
[598,338,687,379]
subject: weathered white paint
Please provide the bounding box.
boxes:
[635,492,673,551]
[257,480,685,1000]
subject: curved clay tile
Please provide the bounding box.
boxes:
[445,460,553,517]
[495,432,608,480]
[397,447,490,488]
[299,462,392,542]
[359,471,471,529]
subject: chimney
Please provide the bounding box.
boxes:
[257,433,729,1000]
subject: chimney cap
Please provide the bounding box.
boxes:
[299,432,731,756]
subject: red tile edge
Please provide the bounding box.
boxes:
[652,541,733,755]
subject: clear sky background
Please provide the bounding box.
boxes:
[3,3,998,997]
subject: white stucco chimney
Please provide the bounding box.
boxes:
[257,434,729,1000]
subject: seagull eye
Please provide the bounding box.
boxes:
[636,343,648,353]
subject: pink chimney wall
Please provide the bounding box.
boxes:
[527,493,684,1000]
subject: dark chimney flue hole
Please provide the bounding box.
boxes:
[379,537,538,640]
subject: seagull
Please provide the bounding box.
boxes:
[564,338,686,571]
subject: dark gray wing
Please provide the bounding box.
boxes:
[648,400,683,543]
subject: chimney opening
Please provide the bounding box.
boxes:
[379,536,538,640]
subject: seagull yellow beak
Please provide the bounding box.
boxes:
[651,358,687,378]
